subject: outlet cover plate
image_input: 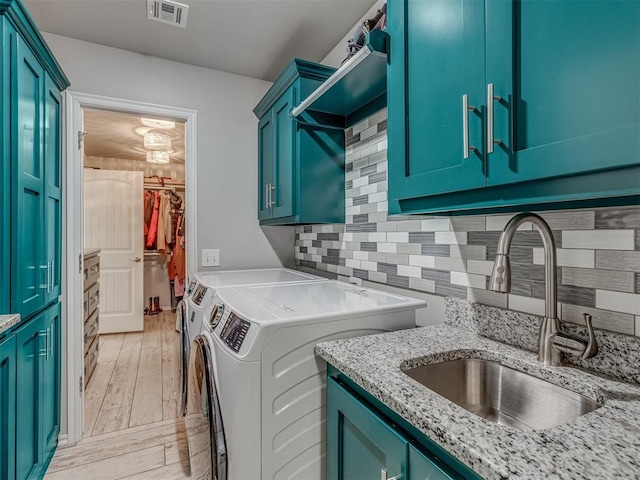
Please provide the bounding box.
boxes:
[202,249,220,267]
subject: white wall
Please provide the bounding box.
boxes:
[45,32,295,272]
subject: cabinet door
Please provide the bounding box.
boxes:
[258,112,275,220]
[486,0,640,186]
[43,76,62,304]
[327,377,407,480]
[0,335,16,480]
[388,0,486,202]
[408,443,457,480]
[0,20,11,314]
[272,88,295,219]
[12,36,46,318]
[15,315,45,480]
[40,303,60,463]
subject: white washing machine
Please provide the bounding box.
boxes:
[177,268,325,416]
[184,280,425,479]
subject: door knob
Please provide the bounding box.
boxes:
[130,257,142,263]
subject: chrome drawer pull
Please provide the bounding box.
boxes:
[487,83,502,154]
[462,94,477,159]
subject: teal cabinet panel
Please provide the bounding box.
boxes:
[258,113,274,221]
[13,303,60,480]
[254,59,345,225]
[43,76,62,303]
[12,34,46,319]
[388,0,486,199]
[15,314,44,480]
[272,88,295,219]
[327,376,407,480]
[327,367,482,480]
[388,0,640,215]
[0,334,17,480]
[40,304,60,465]
[408,444,455,480]
[485,0,640,186]
[0,19,11,314]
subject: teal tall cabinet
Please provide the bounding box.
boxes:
[254,58,345,225]
[388,0,640,215]
[0,1,69,479]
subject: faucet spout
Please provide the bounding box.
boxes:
[489,212,561,365]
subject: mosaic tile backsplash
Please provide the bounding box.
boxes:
[294,108,640,336]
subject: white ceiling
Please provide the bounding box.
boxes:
[83,108,185,163]
[24,0,376,81]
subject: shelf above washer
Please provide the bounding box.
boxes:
[291,29,389,121]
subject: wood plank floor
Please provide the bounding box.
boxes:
[46,312,191,479]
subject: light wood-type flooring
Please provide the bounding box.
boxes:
[45,312,191,479]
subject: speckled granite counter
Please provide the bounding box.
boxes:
[0,314,20,334]
[316,325,640,480]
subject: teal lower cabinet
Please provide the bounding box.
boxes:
[0,334,17,479]
[327,371,481,480]
[14,302,61,480]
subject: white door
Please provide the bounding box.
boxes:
[84,169,144,333]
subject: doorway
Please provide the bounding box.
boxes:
[81,108,187,437]
[64,92,198,447]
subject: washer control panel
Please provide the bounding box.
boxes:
[186,279,198,296]
[219,313,251,353]
[191,285,210,306]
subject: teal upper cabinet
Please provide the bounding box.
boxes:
[254,59,345,225]
[12,35,47,319]
[2,0,69,318]
[388,0,640,215]
[388,0,486,199]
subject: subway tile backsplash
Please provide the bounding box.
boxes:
[295,109,640,336]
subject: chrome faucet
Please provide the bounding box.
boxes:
[489,212,598,366]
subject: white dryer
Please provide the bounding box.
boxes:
[185,280,425,479]
[177,268,325,416]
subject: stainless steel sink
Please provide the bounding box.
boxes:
[403,358,601,430]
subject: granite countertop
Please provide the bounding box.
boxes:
[0,314,21,335]
[316,325,640,480]
[83,248,101,257]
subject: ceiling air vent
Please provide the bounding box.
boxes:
[147,0,189,28]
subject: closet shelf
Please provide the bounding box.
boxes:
[291,29,389,120]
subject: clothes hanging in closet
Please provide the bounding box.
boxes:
[146,191,161,248]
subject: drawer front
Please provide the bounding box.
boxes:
[84,308,99,352]
[87,283,99,316]
[84,255,100,287]
[83,291,89,321]
[84,336,99,386]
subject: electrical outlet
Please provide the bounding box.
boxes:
[202,249,220,267]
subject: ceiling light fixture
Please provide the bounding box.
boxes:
[146,150,170,164]
[141,118,176,130]
[144,129,172,151]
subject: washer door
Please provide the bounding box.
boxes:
[177,300,189,417]
[185,335,227,480]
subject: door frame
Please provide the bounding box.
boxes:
[63,91,198,446]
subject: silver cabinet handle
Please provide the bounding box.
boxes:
[487,83,502,154]
[265,183,269,209]
[268,183,272,208]
[269,184,276,207]
[39,328,48,357]
[381,468,400,480]
[39,264,49,290]
[129,257,141,263]
[49,261,54,292]
[462,94,477,159]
